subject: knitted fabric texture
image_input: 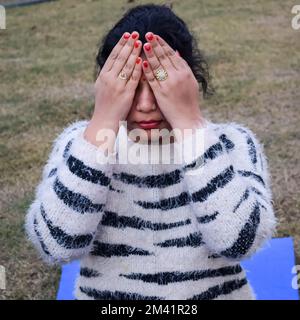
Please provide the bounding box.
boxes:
[25,119,277,300]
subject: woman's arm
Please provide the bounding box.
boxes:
[25,120,115,265]
[25,31,144,266]
[176,120,277,261]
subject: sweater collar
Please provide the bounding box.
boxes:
[115,124,176,165]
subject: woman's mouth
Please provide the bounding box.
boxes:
[137,120,162,129]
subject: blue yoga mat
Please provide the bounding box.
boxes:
[56,237,299,300]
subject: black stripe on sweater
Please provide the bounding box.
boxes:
[219,134,235,152]
[108,185,124,193]
[134,191,192,210]
[208,253,222,259]
[112,169,183,188]
[33,216,51,256]
[119,265,242,285]
[53,176,104,214]
[183,134,235,172]
[187,278,248,300]
[237,127,257,166]
[238,170,265,187]
[183,142,223,172]
[250,186,267,200]
[135,166,235,211]
[233,188,250,213]
[63,139,73,159]
[154,231,204,248]
[79,286,163,300]
[90,241,154,257]
[80,267,101,278]
[197,211,219,224]
[67,155,110,186]
[192,165,235,203]
[112,135,235,189]
[134,166,235,210]
[40,203,94,249]
[134,166,234,211]
[48,168,57,178]
[101,210,191,231]
[234,187,269,214]
[257,202,267,211]
[220,201,261,259]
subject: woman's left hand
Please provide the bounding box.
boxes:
[142,32,205,133]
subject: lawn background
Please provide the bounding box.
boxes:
[0,0,299,299]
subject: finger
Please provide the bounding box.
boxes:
[142,42,161,75]
[142,59,161,90]
[122,39,142,84]
[102,32,131,73]
[144,32,174,72]
[155,34,186,69]
[126,56,143,90]
[112,31,140,77]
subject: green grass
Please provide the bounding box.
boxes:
[0,0,299,299]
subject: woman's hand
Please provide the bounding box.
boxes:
[141,32,205,135]
[85,31,143,148]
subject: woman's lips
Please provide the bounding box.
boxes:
[137,120,162,129]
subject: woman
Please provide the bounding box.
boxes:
[25,4,276,300]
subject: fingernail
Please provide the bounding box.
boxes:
[143,61,148,68]
[134,40,140,48]
[144,43,151,51]
[131,32,138,39]
[146,32,154,41]
[136,57,141,64]
[123,32,130,40]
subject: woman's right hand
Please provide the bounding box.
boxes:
[86,32,143,143]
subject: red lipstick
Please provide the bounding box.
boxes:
[137,120,162,129]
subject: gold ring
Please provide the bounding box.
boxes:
[154,68,168,81]
[118,71,128,80]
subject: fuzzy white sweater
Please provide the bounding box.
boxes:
[25,118,277,300]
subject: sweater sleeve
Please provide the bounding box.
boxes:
[174,119,277,261]
[25,120,116,265]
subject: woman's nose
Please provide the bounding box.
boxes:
[135,84,156,112]
[136,102,156,112]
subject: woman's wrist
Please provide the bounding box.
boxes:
[171,115,206,143]
[84,116,119,152]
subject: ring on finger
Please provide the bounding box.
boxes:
[118,70,128,80]
[154,67,168,81]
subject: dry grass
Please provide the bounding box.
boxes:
[0,0,299,299]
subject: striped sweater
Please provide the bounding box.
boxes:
[25,119,277,300]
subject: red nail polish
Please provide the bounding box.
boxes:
[123,33,130,39]
[136,57,141,64]
[143,61,148,68]
[131,32,138,39]
[147,33,154,41]
[134,41,139,48]
[144,43,151,51]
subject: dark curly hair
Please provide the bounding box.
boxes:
[95,3,213,97]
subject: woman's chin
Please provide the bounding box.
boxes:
[127,127,173,145]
